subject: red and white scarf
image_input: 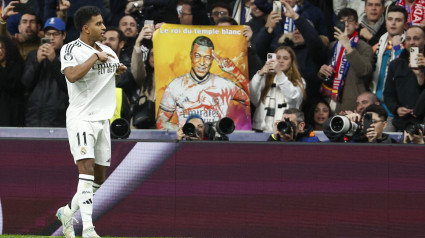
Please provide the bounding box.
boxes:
[396,0,425,25]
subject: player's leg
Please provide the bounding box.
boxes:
[57,120,97,238]
[93,164,107,194]
[81,119,111,238]
[92,119,112,195]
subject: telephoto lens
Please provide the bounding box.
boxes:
[216,117,235,135]
[182,123,197,137]
[110,118,131,139]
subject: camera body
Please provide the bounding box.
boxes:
[405,123,425,135]
[277,118,296,135]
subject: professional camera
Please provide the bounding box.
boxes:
[277,118,296,135]
[110,118,131,139]
[182,122,199,137]
[329,115,361,137]
[204,117,235,141]
[405,123,425,135]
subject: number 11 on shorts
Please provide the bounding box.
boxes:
[77,132,87,146]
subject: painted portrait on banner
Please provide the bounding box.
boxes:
[153,24,251,130]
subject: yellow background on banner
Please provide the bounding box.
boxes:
[153,24,250,128]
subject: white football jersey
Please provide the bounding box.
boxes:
[159,73,248,126]
[60,39,120,122]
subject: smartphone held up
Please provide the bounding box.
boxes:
[410,46,419,69]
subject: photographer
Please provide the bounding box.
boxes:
[268,108,320,142]
[324,104,398,143]
[177,114,205,141]
[403,123,425,144]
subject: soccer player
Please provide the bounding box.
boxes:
[56,6,127,238]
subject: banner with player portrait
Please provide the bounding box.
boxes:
[153,24,251,130]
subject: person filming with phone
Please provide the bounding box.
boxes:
[21,17,69,127]
[318,8,374,115]
[384,25,425,132]
[249,46,305,132]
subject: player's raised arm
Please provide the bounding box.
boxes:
[63,52,115,83]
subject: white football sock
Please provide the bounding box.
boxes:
[77,174,94,229]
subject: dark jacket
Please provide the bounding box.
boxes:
[0,59,25,126]
[384,49,425,131]
[21,49,68,127]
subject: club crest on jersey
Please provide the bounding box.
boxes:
[80,147,87,155]
[64,53,73,61]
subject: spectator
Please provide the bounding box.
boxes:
[253,2,328,117]
[0,1,41,60]
[209,1,231,25]
[21,17,68,127]
[5,0,46,36]
[323,104,398,143]
[333,0,393,18]
[101,27,130,85]
[270,0,328,51]
[403,124,425,144]
[250,46,305,132]
[109,0,178,27]
[178,0,210,25]
[44,0,102,42]
[177,114,205,140]
[356,91,380,114]
[247,0,269,39]
[372,5,408,131]
[318,8,374,113]
[384,25,425,131]
[178,0,194,25]
[306,99,332,131]
[118,15,139,67]
[358,0,387,46]
[267,108,320,142]
[0,35,25,126]
[126,23,157,129]
[232,0,253,24]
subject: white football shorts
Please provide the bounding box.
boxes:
[66,119,111,166]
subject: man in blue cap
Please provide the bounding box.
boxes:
[21,17,69,127]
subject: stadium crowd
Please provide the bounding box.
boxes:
[0,0,425,144]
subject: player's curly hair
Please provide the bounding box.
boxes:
[74,6,102,32]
